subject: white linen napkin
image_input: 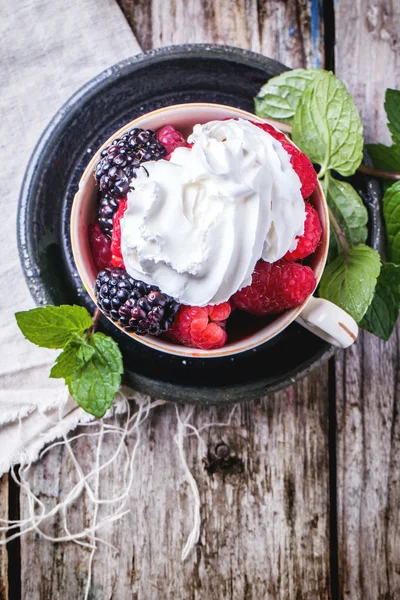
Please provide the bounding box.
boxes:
[0,0,141,474]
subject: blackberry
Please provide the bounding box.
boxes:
[97,194,119,237]
[94,128,167,199]
[94,268,180,336]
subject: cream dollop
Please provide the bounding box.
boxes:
[121,118,305,306]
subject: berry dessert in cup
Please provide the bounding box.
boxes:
[71,103,358,356]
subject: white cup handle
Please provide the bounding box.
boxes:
[296,297,358,348]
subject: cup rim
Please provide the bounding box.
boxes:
[71,102,329,358]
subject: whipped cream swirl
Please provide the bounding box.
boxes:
[121,118,305,306]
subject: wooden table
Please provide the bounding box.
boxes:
[1,1,399,598]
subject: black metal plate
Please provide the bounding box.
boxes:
[17,44,383,404]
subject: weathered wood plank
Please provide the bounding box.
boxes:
[335,0,400,144]
[0,475,8,600]
[20,373,331,600]
[335,329,400,600]
[335,2,400,596]
[118,0,324,68]
[20,1,331,599]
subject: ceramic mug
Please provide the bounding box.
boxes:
[71,103,358,357]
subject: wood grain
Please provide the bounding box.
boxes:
[0,475,8,600]
[20,374,331,600]
[118,0,324,68]
[334,2,400,597]
[335,0,400,144]
[334,329,400,600]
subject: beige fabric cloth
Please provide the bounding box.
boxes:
[0,0,141,474]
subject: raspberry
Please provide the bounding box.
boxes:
[232,259,315,315]
[252,121,317,199]
[169,302,231,350]
[111,197,128,268]
[156,125,187,159]
[89,223,112,270]
[284,202,322,261]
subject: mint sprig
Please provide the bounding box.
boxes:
[15,305,123,418]
[254,70,400,340]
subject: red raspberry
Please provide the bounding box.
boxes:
[252,121,317,199]
[170,302,231,350]
[284,202,322,261]
[232,259,315,315]
[89,222,112,271]
[156,125,187,159]
[111,197,128,268]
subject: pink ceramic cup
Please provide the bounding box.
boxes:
[71,103,358,358]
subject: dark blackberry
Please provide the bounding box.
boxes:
[94,268,180,336]
[94,128,167,199]
[97,194,119,237]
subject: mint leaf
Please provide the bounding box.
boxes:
[50,333,95,379]
[66,332,123,418]
[360,263,400,340]
[326,176,368,261]
[385,89,400,144]
[319,245,381,322]
[254,68,320,124]
[292,71,363,177]
[50,342,80,379]
[366,143,400,172]
[383,181,400,264]
[15,305,92,349]
[77,341,96,365]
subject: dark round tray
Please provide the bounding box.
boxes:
[17,44,383,404]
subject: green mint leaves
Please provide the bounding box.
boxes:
[319,245,381,323]
[325,176,368,261]
[15,305,93,348]
[383,181,400,264]
[254,69,364,177]
[321,173,382,326]
[49,333,95,379]
[292,71,363,177]
[360,263,400,340]
[254,69,320,124]
[15,305,123,418]
[65,333,123,419]
[362,92,400,339]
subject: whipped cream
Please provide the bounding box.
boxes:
[121,118,305,306]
